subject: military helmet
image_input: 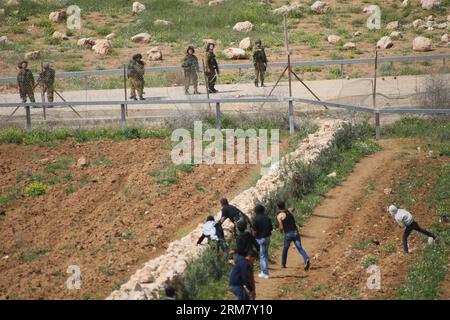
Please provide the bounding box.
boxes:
[206,42,215,52]
[132,53,143,61]
[186,46,195,54]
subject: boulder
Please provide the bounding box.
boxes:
[49,10,67,23]
[146,47,163,61]
[402,0,409,7]
[24,51,41,60]
[441,34,449,43]
[52,31,69,40]
[105,33,116,40]
[343,42,356,49]
[154,19,172,27]
[77,38,96,48]
[427,15,434,21]
[208,0,224,5]
[413,36,432,51]
[239,37,252,50]
[386,21,399,30]
[311,1,329,14]
[132,1,146,14]
[412,19,424,28]
[232,21,254,32]
[390,31,403,38]
[377,36,394,49]
[77,156,89,168]
[273,2,302,15]
[92,39,112,55]
[327,35,341,44]
[420,0,440,10]
[354,31,362,37]
[0,36,11,45]
[131,33,151,43]
[223,47,247,59]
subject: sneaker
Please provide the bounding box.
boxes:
[304,259,310,271]
[193,90,200,95]
[262,274,269,279]
[281,264,286,268]
[258,273,265,278]
[129,96,137,100]
[139,97,145,100]
[254,82,259,87]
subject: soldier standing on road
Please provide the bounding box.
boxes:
[38,62,55,108]
[205,43,219,94]
[17,60,35,103]
[127,53,146,100]
[253,39,268,87]
[182,46,200,95]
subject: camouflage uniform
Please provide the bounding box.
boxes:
[253,46,268,87]
[127,56,145,100]
[17,66,35,103]
[182,48,200,94]
[38,66,55,106]
[205,49,219,93]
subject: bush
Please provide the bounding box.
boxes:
[25,181,47,197]
[416,73,450,109]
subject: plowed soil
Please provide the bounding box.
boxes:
[256,139,449,300]
[0,138,258,299]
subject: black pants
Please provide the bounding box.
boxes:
[403,221,436,252]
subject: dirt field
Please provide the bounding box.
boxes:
[256,139,449,300]
[0,137,262,299]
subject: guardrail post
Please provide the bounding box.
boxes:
[25,105,31,131]
[340,64,344,79]
[120,104,127,129]
[288,99,294,135]
[375,111,381,140]
[215,102,221,130]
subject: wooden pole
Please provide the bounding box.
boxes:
[284,14,294,134]
[373,48,378,108]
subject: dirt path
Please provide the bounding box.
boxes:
[256,139,445,300]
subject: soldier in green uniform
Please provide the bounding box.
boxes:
[253,40,268,87]
[182,46,200,95]
[38,62,55,108]
[127,53,146,100]
[205,43,219,94]
[17,60,35,103]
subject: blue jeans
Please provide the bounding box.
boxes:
[230,285,250,300]
[281,231,309,266]
[256,237,270,275]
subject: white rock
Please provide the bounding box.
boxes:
[0,35,11,45]
[77,38,96,48]
[383,188,392,195]
[413,36,432,52]
[223,47,247,59]
[273,2,302,15]
[154,19,172,27]
[354,31,362,37]
[105,33,116,40]
[49,10,67,23]
[436,22,448,29]
[128,290,147,300]
[311,1,329,14]
[131,33,151,43]
[441,34,449,43]
[77,156,89,168]
[377,36,394,49]
[386,21,399,30]
[132,1,146,14]
[92,39,112,55]
[390,31,402,38]
[52,31,68,40]
[239,37,252,50]
[147,47,163,61]
[343,42,356,49]
[233,21,254,32]
[24,51,41,60]
[421,0,440,10]
[208,0,224,5]
[413,19,424,28]
[327,172,337,177]
[402,0,409,7]
[427,15,435,21]
[327,35,341,44]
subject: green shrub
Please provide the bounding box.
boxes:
[25,181,47,197]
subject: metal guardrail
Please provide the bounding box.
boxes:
[0,54,449,84]
[1,96,449,141]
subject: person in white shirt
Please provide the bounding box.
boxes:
[388,205,437,253]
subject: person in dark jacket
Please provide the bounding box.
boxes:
[234,220,259,300]
[219,197,252,235]
[277,201,310,271]
[252,204,273,278]
[229,255,252,300]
